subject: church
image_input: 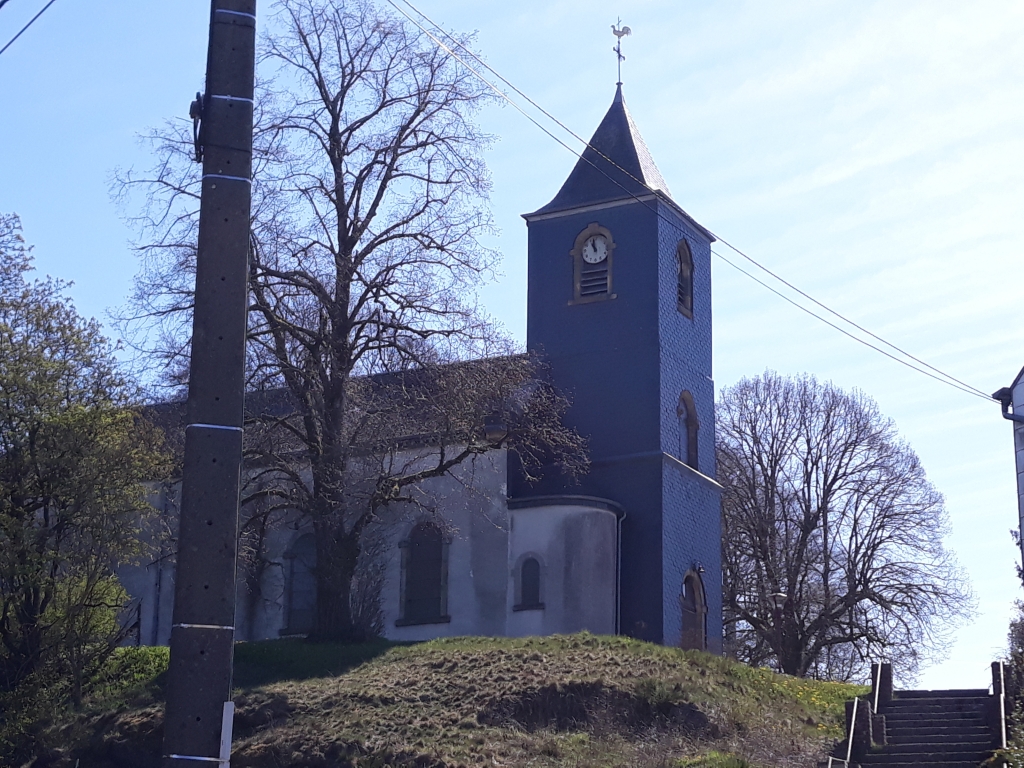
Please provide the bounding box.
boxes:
[120,84,724,654]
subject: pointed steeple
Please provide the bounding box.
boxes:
[531,85,671,216]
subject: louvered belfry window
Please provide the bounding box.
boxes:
[570,222,616,304]
[579,260,609,298]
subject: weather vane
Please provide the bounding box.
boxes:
[611,19,632,85]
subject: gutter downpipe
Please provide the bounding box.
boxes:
[616,509,626,635]
[994,387,1024,423]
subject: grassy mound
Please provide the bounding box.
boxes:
[40,634,863,768]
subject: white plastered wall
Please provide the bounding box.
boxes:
[507,502,617,637]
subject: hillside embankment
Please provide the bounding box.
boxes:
[26,633,863,768]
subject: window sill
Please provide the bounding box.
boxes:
[513,603,545,612]
[395,615,452,627]
[569,293,616,306]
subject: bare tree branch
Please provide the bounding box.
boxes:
[719,371,972,681]
[114,0,586,641]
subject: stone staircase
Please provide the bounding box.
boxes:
[858,689,994,768]
[834,662,1008,768]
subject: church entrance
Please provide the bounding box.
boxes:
[680,570,707,651]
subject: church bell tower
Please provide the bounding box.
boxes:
[514,84,723,651]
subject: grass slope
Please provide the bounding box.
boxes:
[47,634,863,768]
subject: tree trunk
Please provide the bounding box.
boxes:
[310,524,363,642]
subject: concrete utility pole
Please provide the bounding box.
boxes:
[162,2,255,766]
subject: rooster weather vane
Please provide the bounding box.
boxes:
[612,19,632,85]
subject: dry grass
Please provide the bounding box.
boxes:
[46,633,864,768]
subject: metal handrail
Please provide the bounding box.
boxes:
[846,696,859,765]
[872,663,882,713]
[827,686,867,768]
[996,661,1008,750]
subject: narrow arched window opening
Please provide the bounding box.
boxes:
[284,533,316,635]
[512,557,544,610]
[397,521,450,626]
[678,391,699,471]
[677,239,694,318]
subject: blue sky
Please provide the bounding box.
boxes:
[2,0,1024,687]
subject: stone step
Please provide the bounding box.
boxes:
[883,699,988,711]
[859,752,992,765]
[860,761,987,765]
[883,709,986,722]
[893,689,989,699]
[877,741,992,754]
[886,727,992,744]
[888,724,991,737]
[884,720,987,733]
[885,717,987,729]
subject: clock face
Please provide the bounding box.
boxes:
[582,235,609,264]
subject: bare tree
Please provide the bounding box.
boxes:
[718,371,971,680]
[115,0,585,641]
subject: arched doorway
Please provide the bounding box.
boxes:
[680,570,707,651]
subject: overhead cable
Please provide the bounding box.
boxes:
[0,0,58,57]
[388,0,993,403]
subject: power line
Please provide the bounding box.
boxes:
[712,249,991,401]
[395,0,613,168]
[0,0,57,58]
[709,233,992,399]
[388,0,993,403]
[384,0,601,186]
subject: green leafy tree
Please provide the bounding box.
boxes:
[0,213,169,708]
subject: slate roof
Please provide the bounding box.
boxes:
[142,356,536,467]
[528,84,672,216]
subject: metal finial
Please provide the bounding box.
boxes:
[611,19,632,85]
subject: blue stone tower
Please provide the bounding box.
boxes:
[516,85,723,650]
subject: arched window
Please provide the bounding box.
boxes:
[570,223,616,304]
[397,521,450,626]
[514,556,544,611]
[678,391,699,471]
[680,570,707,651]
[677,239,694,318]
[283,533,316,635]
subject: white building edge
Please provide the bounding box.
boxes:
[119,448,625,647]
[994,370,1024,571]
